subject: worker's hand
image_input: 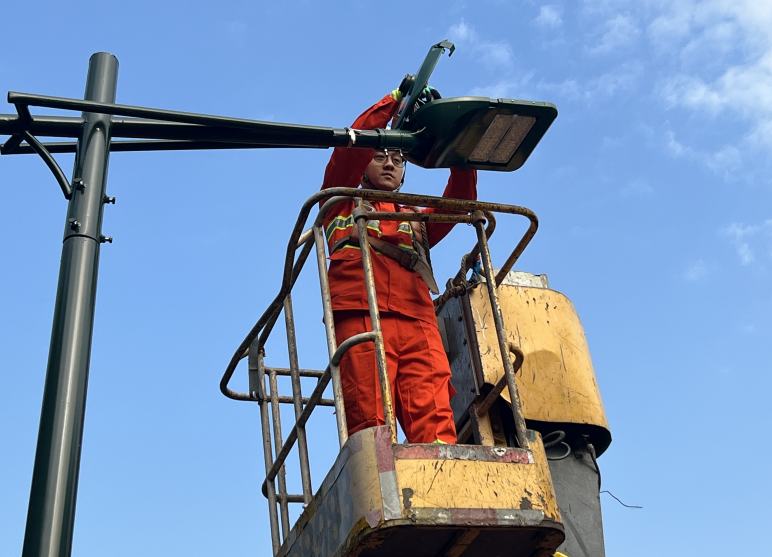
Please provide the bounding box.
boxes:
[399,74,413,96]
[422,85,442,101]
[392,74,414,102]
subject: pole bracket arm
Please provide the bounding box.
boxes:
[20,131,72,199]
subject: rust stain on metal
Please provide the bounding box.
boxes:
[393,444,440,460]
[364,509,381,529]
[450,507,498,524]
[393,444,531,464]
[402,488,414,510]
[373,427,395,473]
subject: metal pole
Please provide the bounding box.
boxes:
[353,198,397,444]
[22,52,118,557]
[282,295,313,503]
[254,349,282,555]
[312,225,348,446]
[472,213,529,450]
[267,367,291,537]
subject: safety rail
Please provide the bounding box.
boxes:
[219,187,538,554]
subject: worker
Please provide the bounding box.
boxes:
[320,81,477,444]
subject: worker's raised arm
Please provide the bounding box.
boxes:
[423,168,478,247]
[320,93,400,194]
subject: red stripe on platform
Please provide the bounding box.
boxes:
[374,426,395,473]
[450,508,499,524]
[393,444,531,464]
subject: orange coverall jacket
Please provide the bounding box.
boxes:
[320,94,477,443]
[321,94,477,323]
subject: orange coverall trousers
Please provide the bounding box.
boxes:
[335,310,458,444]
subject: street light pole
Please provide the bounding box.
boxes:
[22,52,118,557]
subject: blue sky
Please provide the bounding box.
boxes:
[1,1,770,556]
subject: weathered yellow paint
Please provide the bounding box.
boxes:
[345,427,387,524]
[280,428,383,557]
[466,283,609,435]
[395,433,561,521]
[280,427,564,557]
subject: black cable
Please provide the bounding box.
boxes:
[601,491,643,509]
[543,430,571,460]
[542,430,565,449]
[587,442,601,491]
[587,440,643,509]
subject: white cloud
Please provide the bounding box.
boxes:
[684,259,709,281]
[469,72,534,98]
[653,1,772,149]
[448,20,476,43]
[535,6,563,28]
[476,42,515,69]
[589,14,641,54]
[665,131,743,179]
[667,52,772,147]
[537,63,642,101]
[447,20,514,70]
[720,220,772,265]
[648,5,691,46]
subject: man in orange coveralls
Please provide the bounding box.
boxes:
[320,85,477,444]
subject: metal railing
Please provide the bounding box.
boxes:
[219,187,539,554]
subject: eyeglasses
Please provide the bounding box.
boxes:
[372,151,405,168]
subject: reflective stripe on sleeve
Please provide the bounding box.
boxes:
[397,222,413,235]
[325,215,354,240]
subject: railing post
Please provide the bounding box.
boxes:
[472,211,529,450]
[268,366,291,537]
[250,347,282,554]
[22,52,118,557]
[313,225,348,446]
[283,294,313,504]
[353,198,398,444]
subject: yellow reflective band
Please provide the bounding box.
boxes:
[325,215,354,239]
[398,244,415,251]
[430,439,448,445]
[326,225,354,241]
[326,215,352,232]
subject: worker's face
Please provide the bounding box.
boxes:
[364,150,404,191]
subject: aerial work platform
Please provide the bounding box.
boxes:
[279,426,562,557]
[218,187,586,557]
